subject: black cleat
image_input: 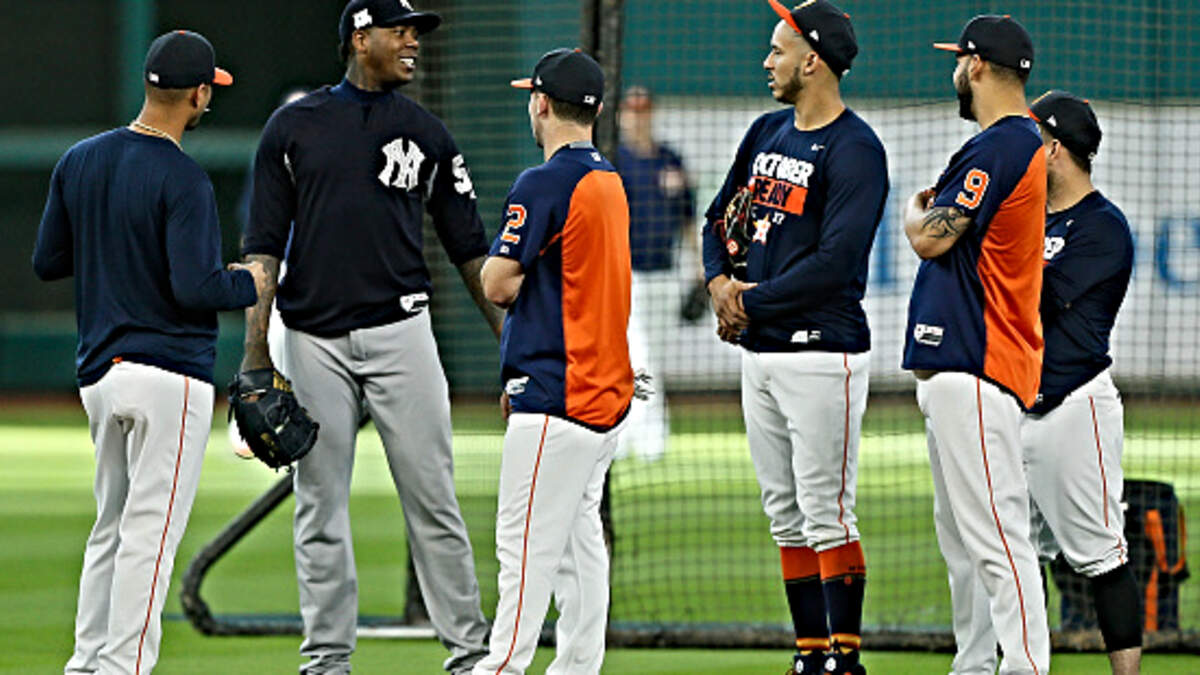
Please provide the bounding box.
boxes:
[786,650,827,675]
[822,649,866,675]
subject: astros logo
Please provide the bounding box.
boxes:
[752,216,772,244]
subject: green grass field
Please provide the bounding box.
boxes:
[1,398,1197,673]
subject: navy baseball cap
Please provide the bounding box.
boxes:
[339,0,442,45]
[511,48,605,108]
[1030,90,1102,161]
[935,15,1034,74]
[766,0,858,78]
[144,30,232,88]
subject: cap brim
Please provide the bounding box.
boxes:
[1027,108,1042,123]
[510,78,534,90]
[379,12,442,35]
[766,0,803,35]
[933,42,964,53]
[213,67,233,86]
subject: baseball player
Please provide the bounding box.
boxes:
[903,15,1049,675]
[704,2,888,673]
[1027,91,1140,673]
[615,85,701,462]
[33,31,266,674]
[472,48,633,675]
[953,92,1142,675]
[238,1,502,672]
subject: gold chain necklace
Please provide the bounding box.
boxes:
[129,119,181,150]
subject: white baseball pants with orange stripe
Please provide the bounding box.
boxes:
[918,372,1049,675]
[741,350,869,552]
[473,413,622,675]
[67,362,213,675]
[1023,369,1128,576]
[949,369,1128,673]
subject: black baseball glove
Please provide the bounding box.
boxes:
[228,368,319,469]
[680,280,709,323]
[713,185,754,279]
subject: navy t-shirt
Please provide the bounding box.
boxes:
[702,108,889,353]
[33,128,257,385]
[617,143,695,272]
[1031,191,1133,414]
[243,80,489,336]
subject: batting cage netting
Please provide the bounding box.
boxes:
[183,0,1199,652]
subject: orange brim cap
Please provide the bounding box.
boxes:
[510,78,533,90]
[214,67,233,86]
[767,0,803,35]
[933,42,964,53]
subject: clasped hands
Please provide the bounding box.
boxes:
[707,275,757,344]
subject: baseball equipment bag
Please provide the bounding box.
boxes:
[228,368,319,469]
[1051,479,1189,632]
[680,280,709,323]
[713,185,754,279]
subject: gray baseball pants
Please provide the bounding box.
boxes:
[283,311,489,674]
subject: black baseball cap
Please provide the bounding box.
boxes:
[511,48,605,108]
[339,0,441,45]
[1029,90,1102,161]
[766,0,858,79]
[934,15,1034,74]
[144,30,232,88]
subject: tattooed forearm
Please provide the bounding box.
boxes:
[457,255,506,340]
[241,253,281,371]
[921,207,965,239]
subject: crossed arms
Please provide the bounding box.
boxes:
[903,188,974,260]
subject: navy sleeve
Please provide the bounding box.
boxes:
[1042,214,1132,322]
[488,170,560,270]
[243,113,295,258]
[931,136,1013,234]
[32,156,73,281]
[741,138,889,319]
[427,130,490,266]
[703,116,765,283]
[165,173,258,311]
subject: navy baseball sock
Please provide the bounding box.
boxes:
[781,546,830,654]
[1091,564,1143,652]
[819,541,866,653]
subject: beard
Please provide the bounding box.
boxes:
[955,69,975,121]
[1045,165,1062,202]
[772,65,803,105]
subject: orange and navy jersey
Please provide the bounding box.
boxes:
[903,115,1046,408]
[490,142,633,430]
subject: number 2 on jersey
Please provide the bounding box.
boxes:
[501,204,527,244]
[955,169,990,210]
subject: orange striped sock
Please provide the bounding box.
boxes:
[781,546,828,652]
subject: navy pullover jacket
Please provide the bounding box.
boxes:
[242,79,489,336]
